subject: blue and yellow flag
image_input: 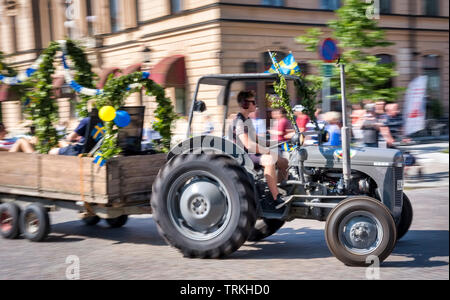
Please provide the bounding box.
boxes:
[91,123,105,142]
[281,142,298,152]
[93,151,106,167]
[266,53,301,75]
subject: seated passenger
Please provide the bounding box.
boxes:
[49,117,90,156]
[0,123,35,153]
[231,91,289,213]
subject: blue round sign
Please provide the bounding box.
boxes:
[319,38,340,62]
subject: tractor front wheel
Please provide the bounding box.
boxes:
[325,196,397,266]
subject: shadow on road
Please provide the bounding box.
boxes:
[387,230,449,268]
[233,227,333,260]
[49,217,167,246]
[233,227,449,268]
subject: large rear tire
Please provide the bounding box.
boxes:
[247,219,285,242]
[325,196,397,266]
[396,193,413,241]
[151,154,257,258]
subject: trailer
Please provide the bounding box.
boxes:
[0,148,166,241]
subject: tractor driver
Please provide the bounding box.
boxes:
[231,91,289,212]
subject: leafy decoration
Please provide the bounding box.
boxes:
[268,53,320,130]
[94,72,177,160]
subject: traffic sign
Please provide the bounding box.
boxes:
[319,38,340,63]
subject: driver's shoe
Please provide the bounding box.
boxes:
[261,194,287,215]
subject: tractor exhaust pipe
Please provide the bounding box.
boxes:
[339,63,352,189]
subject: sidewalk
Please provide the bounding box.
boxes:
[398,142,449,189]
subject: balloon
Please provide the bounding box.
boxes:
[114,110,131,127]
[99,106,116,122]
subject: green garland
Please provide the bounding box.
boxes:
[65,40,97,118]
[5,39,179,160]
[22,40,96,153]
[268,54,320,131]
[94,72,177,160]
[23,41,60,153]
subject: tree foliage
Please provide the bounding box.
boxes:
[296,0,403,104]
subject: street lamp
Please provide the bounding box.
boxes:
[142,46,152,64]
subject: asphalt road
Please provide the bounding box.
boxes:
[0,187,448,280]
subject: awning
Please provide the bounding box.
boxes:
[0,85,9,102]
[150,55,186,88]
[97,67,121,88]
[122,63,142,75]
[0,85,21,102]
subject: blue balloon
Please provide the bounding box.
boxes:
[114,110,131,127]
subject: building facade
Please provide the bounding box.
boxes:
[0,0,448,141]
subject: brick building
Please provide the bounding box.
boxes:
[0,0,448,141]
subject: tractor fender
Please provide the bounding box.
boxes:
[167,135,256,171]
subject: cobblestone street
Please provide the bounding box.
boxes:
[0,187,448,280]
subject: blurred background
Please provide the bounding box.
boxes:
[0,0,448,143]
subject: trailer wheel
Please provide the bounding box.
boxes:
[396,193,413,241]
[0,202,21,239]
[20,203,50,242]
[325,196,397,266]
[247,219,285,242]
[105,215,128,228]
[82,215,101,226]
[151,154,256,258]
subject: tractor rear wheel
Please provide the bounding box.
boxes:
[151,154,256,258]
[247,219,285,242]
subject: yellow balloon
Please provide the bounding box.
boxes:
[99,106,116,122]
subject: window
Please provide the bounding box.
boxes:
[175,88,186,115]
[423,0,439,16]
[170,0,183,14]
[10,16,17,53]
[261,0,284,6]
[109,0,120,32]
[65,0,76,39]
[320,0,341,10]
[135,0,139,23]
[298,62,309,75]
[423,55,440,100]
[376,54,394,89]
[243,61,258,92]
[86,0,94,36]
[380,0,391,14]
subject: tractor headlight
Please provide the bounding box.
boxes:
[291,133,305,146]
[394,151,404,167]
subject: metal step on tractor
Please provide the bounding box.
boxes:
[150,72,413,266]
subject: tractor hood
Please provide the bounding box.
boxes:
[302,145,403,168]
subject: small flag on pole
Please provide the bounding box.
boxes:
[91,123,106,142]
[266,53,301,75]
[281,142,298,152]
[93,151,106,167]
